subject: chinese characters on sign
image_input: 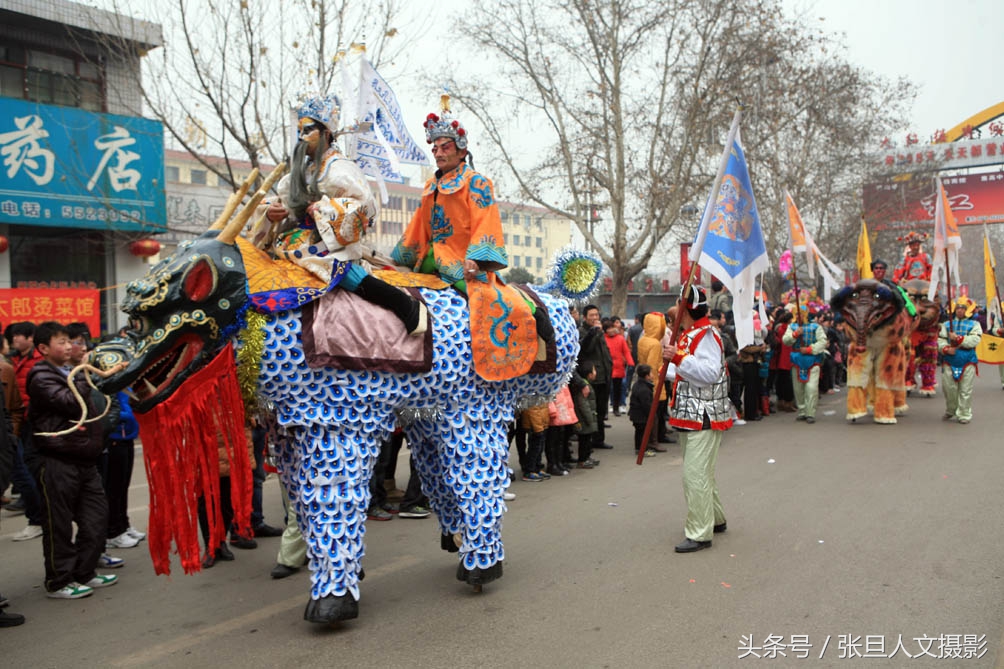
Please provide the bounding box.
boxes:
[0,289,101,337]
[738,633,987,660]
[0,97,164,231]
[877,137,1004,173]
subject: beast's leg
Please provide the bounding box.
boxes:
[434,408,508,591]
[404,423,464,553]
[290,422,384,624]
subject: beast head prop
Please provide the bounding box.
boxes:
[900,278,940,331]
[91,166,284,412]
[91,232,248,412]
[830,279,904,351]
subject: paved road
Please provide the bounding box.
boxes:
[3,376,1004,668]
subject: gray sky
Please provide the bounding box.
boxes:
[789,0,1003,142]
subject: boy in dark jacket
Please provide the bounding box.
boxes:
[629,364,657,457]
[27,321,117,599]
[571,362,600,469]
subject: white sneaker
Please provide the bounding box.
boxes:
[733,418,747,426]
[99,554,125,569]
[47,582,93,599]
[12,524,43,541]
[125,527,146,542]
[503,492,516,501]
[83,574,118,589]
[106,532,140,549]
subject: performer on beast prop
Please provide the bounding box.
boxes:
[258,93,426,335]
[781,309,828,423]
[391,95,553,349]
[663,285,732,554]
[892,231,932,283]
[938,296,982,424]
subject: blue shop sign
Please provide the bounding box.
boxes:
[0,97,165,231]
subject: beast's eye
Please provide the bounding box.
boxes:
[182,257,217,302]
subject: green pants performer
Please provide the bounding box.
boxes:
[663,286,733,553]
[938,297,982,425]
[782,312,828,423]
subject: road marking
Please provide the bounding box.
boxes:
[109,553,422,667]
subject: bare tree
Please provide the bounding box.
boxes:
[79,0,417,192]
[448,0,915,313]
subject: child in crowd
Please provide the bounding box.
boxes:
[571,362,600,469]
[27,321,117,599]
[545,384,577,476]
[629,364,657,457]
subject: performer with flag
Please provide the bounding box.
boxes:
[650,107,763,548]
[938,296,982,424]
[663,285,732,553]
[256,93,427,335]
[781,309,828,423]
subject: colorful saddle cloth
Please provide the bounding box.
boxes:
[301,287,432,374]
[236,238,344,313]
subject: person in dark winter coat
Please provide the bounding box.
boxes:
[628,364,656,457]
[28,321,118,599]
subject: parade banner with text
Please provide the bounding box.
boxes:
[0,98,165,231]
[0,289,101,336]
[863,173,1004,230]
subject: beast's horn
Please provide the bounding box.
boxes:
[209,168,260,230]
[217,163,286,245]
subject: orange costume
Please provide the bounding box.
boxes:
[391,162,507,286]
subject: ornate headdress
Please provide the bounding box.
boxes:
[296,93,341,135]
[423,94,468,150]
[897,231,929,245]
[950,295,977,317]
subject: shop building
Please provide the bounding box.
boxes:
[0,0,163,335]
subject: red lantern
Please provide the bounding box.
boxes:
[129,239,161,258]
[0,236,8,254]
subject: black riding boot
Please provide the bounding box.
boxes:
[532,306,555,344]
[356,275,427,336]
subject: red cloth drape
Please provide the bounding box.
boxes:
[135,343,251,575]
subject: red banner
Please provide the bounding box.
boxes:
[0,289,101,336]
[680,243,702,285]
[864,173,1004,230]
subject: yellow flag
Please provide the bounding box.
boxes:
[857,218,873,279]
[985,229,1002,332]
[977,334,1004,365]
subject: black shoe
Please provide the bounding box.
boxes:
[658,436,676,444]
[216,543,236,561]
[440,533,460,553]
[253,523,283,538]
[805,416,816,424]
[270,563,300,579]
[674,538,712,553]
[202,553,216,569]
[594,442,614,449]
[229,534,258,550]
[714,522,727,534]
[304,593,359,624]
[603,423,613,429]
[0,610,25,627]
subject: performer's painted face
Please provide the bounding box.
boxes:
[431,138,465,173]
[299,118,325,152]
[908,241,921,255]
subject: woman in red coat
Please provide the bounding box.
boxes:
[604,322,634,416]
[771,308,796,411]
